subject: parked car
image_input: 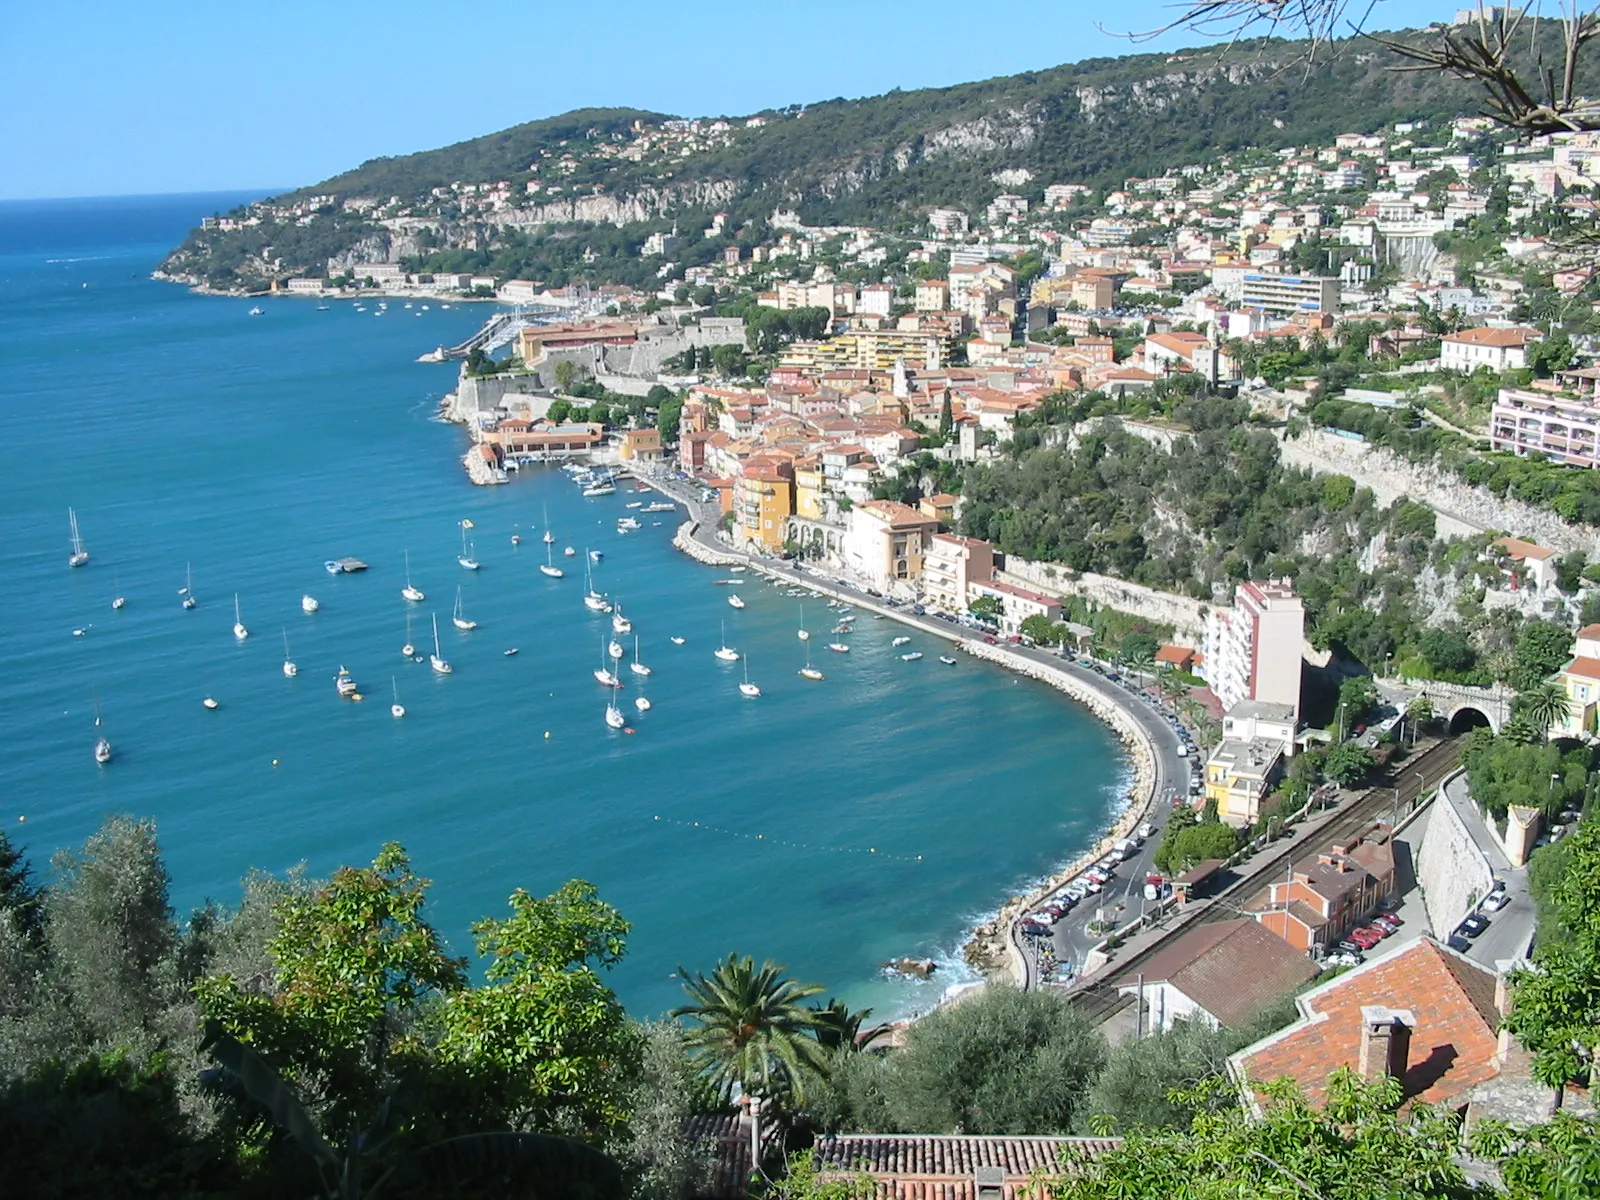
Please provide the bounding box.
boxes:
[1458,914,1491,938]
[1336,939,1366,955]
[1326,951,1363,968]
[1481,891,1511,912]
[1021,921,1051,937]
[1138,823,1157,839]
[1349,928,1383,949]
[1447,934,1473,953]
[1371,914,1402,933]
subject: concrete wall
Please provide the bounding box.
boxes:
[998,558,1211,643]
[1414,778,1495,939]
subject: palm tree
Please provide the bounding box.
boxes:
[1517,681,1571,738]
[672,955,826,1105]
[809,998,889,1053]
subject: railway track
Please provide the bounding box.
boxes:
[1063,737,1464,1025]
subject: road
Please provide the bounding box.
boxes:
[1439,771,1537,967]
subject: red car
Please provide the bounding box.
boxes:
[1348,927,1383,949]
[1371,914,1402,933]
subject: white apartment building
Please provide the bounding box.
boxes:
[1440,326,1542,373]
[1203,579,1305,717]
[922,534,995,615]
[1239,272,1341,317]
[968,580,1061,637]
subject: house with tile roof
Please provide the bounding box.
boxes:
[1555,622,1600,737]
[1113,917,1320,1032]
[810,1133,1117,1200]
[1245,824,1395,953]
[1440,325,1542,372]
[1227,936,1516,1115]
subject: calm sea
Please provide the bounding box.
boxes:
[0,193,1127,1018]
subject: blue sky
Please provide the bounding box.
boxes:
[1,0,1452,199]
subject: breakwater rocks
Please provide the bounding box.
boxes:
[959,641,1159,985]
[672,522,743,567]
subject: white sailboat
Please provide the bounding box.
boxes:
[727,593,746,609]
[630,636,651,677]
[542,505,556,545]
[540,542,564,578]
[800,641,823,681]
[402,610,416,658]
[594,634,621,688]
[181,563,197,609]
[68,508,89,568]
[583,556,611,611]
[391,676,405,719]
[302,594,320,613]
[429,614,452,674]
[452,585,478,631]
[282,629,298,677]
[605,698,626,729]
[402,550,425,603]
[715,620,740,663]
[112,575,125,610]
[797,603,809,641]
[739,655,761,698]
[457,524,480,570]
[93,689,112,764]
[612,606,632,635]
[608,638,624,660]
[232,594,249,641]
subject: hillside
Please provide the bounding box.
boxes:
[158,26,1585,289]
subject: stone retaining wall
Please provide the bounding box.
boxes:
[999,559,1209,644]
[672,521,742,567]
[1415,771,1496,939]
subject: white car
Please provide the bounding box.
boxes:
[1481,891,1511,912]
[1138,823,1157,839]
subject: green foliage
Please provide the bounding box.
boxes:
[673,955,827,1105]
[767,1149,875,1200]
[1053,1071,1474,1199]
[1324,742,1376,788]
[617,1022,714,1200]
[1472,1109,1600,1200]
[1120,632,1159,666]
[969,595,1002,620]
[1503,816,1600,1087]
[1337,676,1378,726]
[0,830,42,944]
[1419,627,1476,674]
[859,986,1106,1135]
[655,393,684,444]
[1153,820,1241,876]
[1515,681,1573,738]
[1527,834,1578,947]
[1512,620,1575,690]
[1461,730,1589,822]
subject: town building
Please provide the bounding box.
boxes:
[1239,272,1341,316]
[1205,699,1298,825]
[921,534,995,615]
[841,500,941,595]
[732,463,795,552]
[968,580,1062,637]
[1489,387,1600,468]
[1203,579,1305,717]
[1441,326,1542,372]
[1246,826,1396,954]
[1555,622,1600,737]
[1114,918,1320,1033]
[616,428,661,461]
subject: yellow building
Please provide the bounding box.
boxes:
[734,466,794,552]
[617,427,662,461]
[1553,622,1600,738]
[780,328,953,374]
[794,460,825,519]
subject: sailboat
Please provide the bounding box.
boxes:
[612,606,632,635]
[68,508,89,568]
[429,614,452,675]
[391,676,405,719]
[232,594,249,641]
[799,641,823,681]
[181,563,197,609]
[301,594,320,613]
[797,603,809,641]
[608,638,624,660]
[540,542,564,578]
[715,620,740,663]
[605,698,626,729]
[727,593,746,609]
[542,505,556,545]
[112,574,125,610]
[457,524,480,570]
[630,636,651,677]
[739,655,761,698]
[453,586,477,631]
[594,634,621,688]
[402,610,416,658]
[92,689,112,764]
[401,550,425,602]
[282,629,298,677]
[583,556,611,612]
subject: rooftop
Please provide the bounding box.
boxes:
[1114,918,1319,1027]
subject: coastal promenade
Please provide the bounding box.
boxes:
[629,465,1190,989]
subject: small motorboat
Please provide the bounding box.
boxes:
[939,655,958,665]
[203,697,220,710]
[590,550,604,563]
[901,652,924,662]
[504,648,519,657]
[827,643,850,653]
[112,596,126,610]
[302,594,320,614]
[892,636,911,647]
[729,566,747,573]
[634,695,652,712]
[335,666,358,698]
[670,636,685,645]
[511,534,521,546]
[728,594,746,609]
[94,736,113,765]
[626,501,643,509]
[324,560,343,575]
[564,546,576,557]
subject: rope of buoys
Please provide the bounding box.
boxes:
[651,814,924,862]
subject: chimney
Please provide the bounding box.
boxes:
[1359,1006,1414,1084]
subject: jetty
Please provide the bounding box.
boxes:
[326,557,368,573]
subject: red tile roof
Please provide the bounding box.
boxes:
[812,1134,1117,1197]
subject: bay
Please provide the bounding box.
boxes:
[0,193,1128,1018]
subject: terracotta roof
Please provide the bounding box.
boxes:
[1115,918,1318,1027]
[1564,657,1600,681]
[1444,326,1541,347]
[813,1134,1117,1196]
[1495,536,1557,562]
[1577,623,1600,639]
[1231,937,1502,1110]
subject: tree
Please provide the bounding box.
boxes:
[1337,676,1379,729]
[1021,614,1063,645]
[434,881,636,1136]
[1154,821,1240,875]
[938,395,953,438]
[1120,632,1159,666]
[0,830,41,944]
[1324,742,1376,788]
[868,986,1106,1134]
[1515,681,1572,738]
[969,596,1002,622]
[546,398,572,425]
[673,955,826,1106]
[1512,620,1575,690]
[656,393,684,444]
[1461,732,1589,821]
[1419,628,1475,674]
[554,359,581,393]
[616,1022,713,1200]
[1503,814,1600,1087]
[710,343,748,378]
[1051,1070,1474,1199]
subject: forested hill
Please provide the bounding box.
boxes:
[161,26,1582,288]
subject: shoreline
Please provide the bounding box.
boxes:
[655,496,1159,989]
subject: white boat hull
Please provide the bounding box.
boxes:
[234,624,249,640]
[635,697,652,712]
[403,588,425,602]
[301,596,320,613]
[739,683,761,698]
[715,649,740,662]
[283,661,298,677]
[540,565,564,578]
[630,662,652,676]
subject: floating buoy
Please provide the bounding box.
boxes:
[272,759,279,767]
[17,815,25,823]
[544,731,551,739]
[625,727,635,734]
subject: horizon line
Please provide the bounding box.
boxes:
[0,187,290,205]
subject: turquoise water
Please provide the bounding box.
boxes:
[0,194,1127,1018]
